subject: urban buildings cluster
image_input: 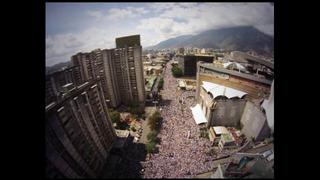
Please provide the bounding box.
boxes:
[140,48,274,178]
[45,35,145,178]
[46,35,274,178]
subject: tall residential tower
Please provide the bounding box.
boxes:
[46,78,117,178]
[70,35,145,109]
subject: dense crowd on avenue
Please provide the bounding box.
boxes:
[142,60,234,178]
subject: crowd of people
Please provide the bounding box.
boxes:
[142,61,219,178]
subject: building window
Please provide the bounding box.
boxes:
[82,94,88,104]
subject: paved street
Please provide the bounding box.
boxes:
[142,60,215,178]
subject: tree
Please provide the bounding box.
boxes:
[146,141,156,154]
[171,66,183,77]
[158,77,164,89]
[129,101,141,115]
[109,109,120,124]
[147,131,158,143]
[108,109,128,130]
[148,111,162,131]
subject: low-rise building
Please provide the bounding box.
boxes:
[191,79,273,142]
[218,133,237,150]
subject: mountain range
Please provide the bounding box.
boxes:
[146,26,274,56]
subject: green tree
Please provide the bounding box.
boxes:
[147,131,158,142]
[148,111,162,131]
[129,101,141,115]
[109,109,120,124]
[158,77,164,89]
[108,109,128,130]
[171,66,183,77]
[146,141,156,154]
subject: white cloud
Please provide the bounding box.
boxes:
[87,6,149,21]
[47,3,273,66]
[87,10,103,19]
[46,28,115,66]
[107,8,136,20]
[137,17,190,41]
[138,2,274,44]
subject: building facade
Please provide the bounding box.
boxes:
[46,66,82,106]
[196,62,272,100]
[177,55,214,76]
[195,81,248,128]
[193,76,272,142]
[46,79,117,178]
[70,35,145,109]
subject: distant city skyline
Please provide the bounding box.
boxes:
[46,2,274,66]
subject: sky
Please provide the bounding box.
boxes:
[46,3,274,67]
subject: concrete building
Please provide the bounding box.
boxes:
[71,49,119,107]
[218,133,237,150]
[240,101,271,141]
[196,61,272,99]
[71,35,145,109]
[114,35,145,109]
[193,57,274,141]
[192,80,272,142]
[46,66,82,106]
[177,47,184,55]
[192,81,247,127]
[46,78,117,178]
[176,54,214,76]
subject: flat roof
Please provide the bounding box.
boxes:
[116,34,140,48]
[199,63,272,85]
[190,104,208,124]
[213,126,229,135]
[221,133,235,142]
[115,129,130,138]
[232,51,274,70]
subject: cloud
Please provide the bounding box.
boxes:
[107,8,136,20]
[47,3,274,66]
[87,10,103,18]
[46,28,114,66]
[87,6,149,21]
[138,3,274,42]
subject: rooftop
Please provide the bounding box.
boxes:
[213,126,229,135]
[116,34,140,48]
[221,133,235,142]
[115,129,130,138]
[199,63,272,85]
[190,104,208,125]
[202,81,247,99]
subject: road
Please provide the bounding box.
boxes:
[142,60,214,178]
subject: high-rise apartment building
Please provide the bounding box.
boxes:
[70,35,145,109]
[46,78,117,178]
[114,35,145,108]
[45,66,82,106]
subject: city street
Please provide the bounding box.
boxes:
[142,60,215,178]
